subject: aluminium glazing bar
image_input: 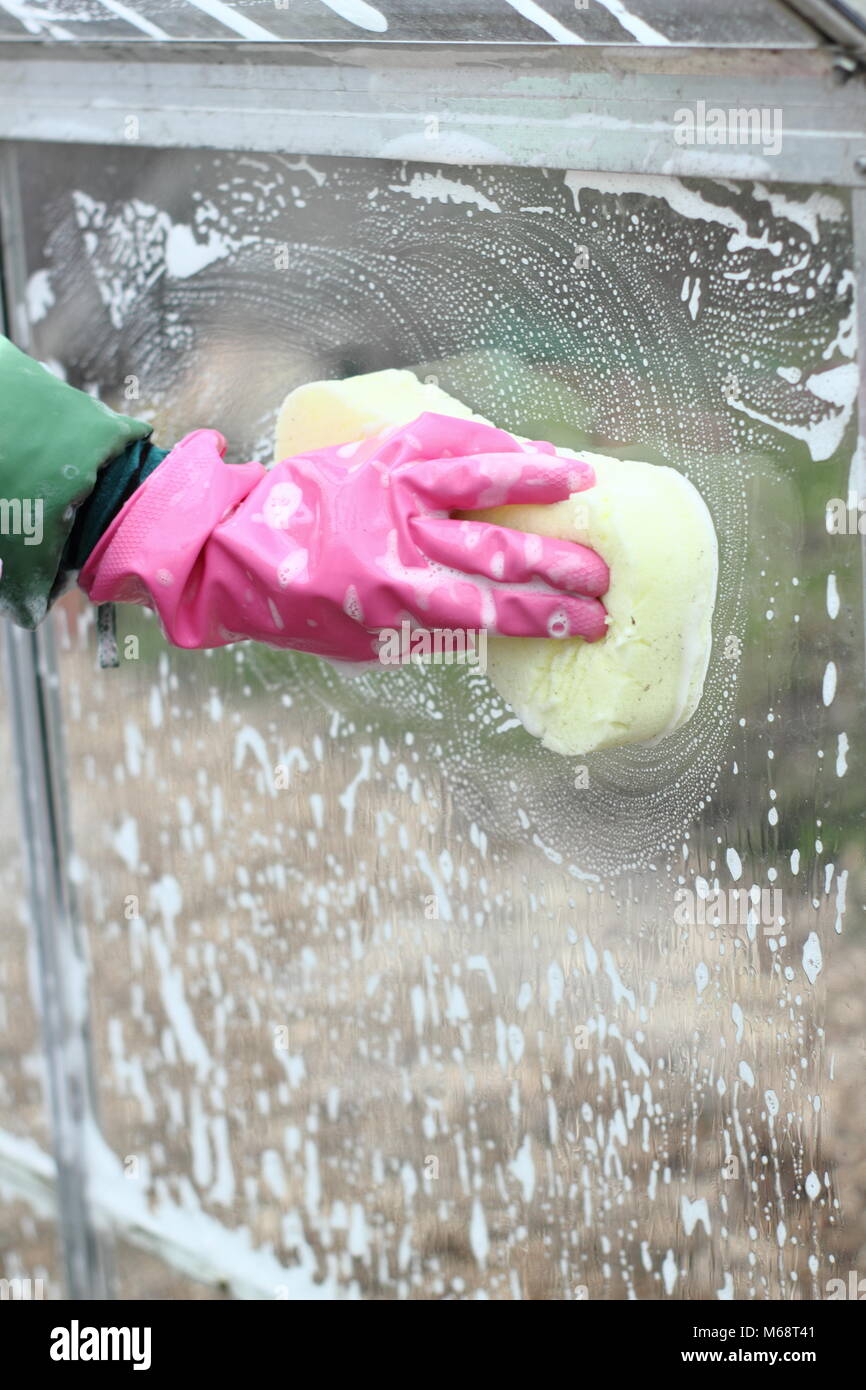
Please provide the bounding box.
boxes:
[0,143,113,1300]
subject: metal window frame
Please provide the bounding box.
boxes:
[0,40,865,185]
[1,29,865,1301]
[0,145,113,1300]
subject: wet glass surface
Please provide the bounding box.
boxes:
[2,140,863,1299]
[0,0,819,47]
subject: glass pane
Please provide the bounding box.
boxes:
[0,0,818,46]
[114,1238,233,1301]
[6,140,864,1300]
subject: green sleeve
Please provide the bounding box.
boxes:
[0,334,152,628]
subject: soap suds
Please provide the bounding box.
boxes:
[318,0,388,33]
[502,0,583,42]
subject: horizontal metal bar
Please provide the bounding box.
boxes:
[0,1126,336,1300]
[1,42,865,183]
[0,37,844,75]
[0,36,830,50]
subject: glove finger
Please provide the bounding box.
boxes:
[373,412,542,466]
[408,452,596,510]
[410,577,608,643]
[411,515,609,598]
[490,587,607,642]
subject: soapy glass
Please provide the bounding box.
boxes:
[2,140,862,1301]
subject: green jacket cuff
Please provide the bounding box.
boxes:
[0,334,152,628]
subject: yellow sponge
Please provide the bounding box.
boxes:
[274,370,717,756]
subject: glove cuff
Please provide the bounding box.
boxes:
[60,437,169,578]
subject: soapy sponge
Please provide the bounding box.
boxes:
[274,370,717,756]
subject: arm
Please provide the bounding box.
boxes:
[1,337,609,655]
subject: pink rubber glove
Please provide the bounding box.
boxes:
[79,413,609,661]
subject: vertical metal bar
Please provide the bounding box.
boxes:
[851,186,866,671]
[0,141,113,1300]
[3,626,112,1299]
